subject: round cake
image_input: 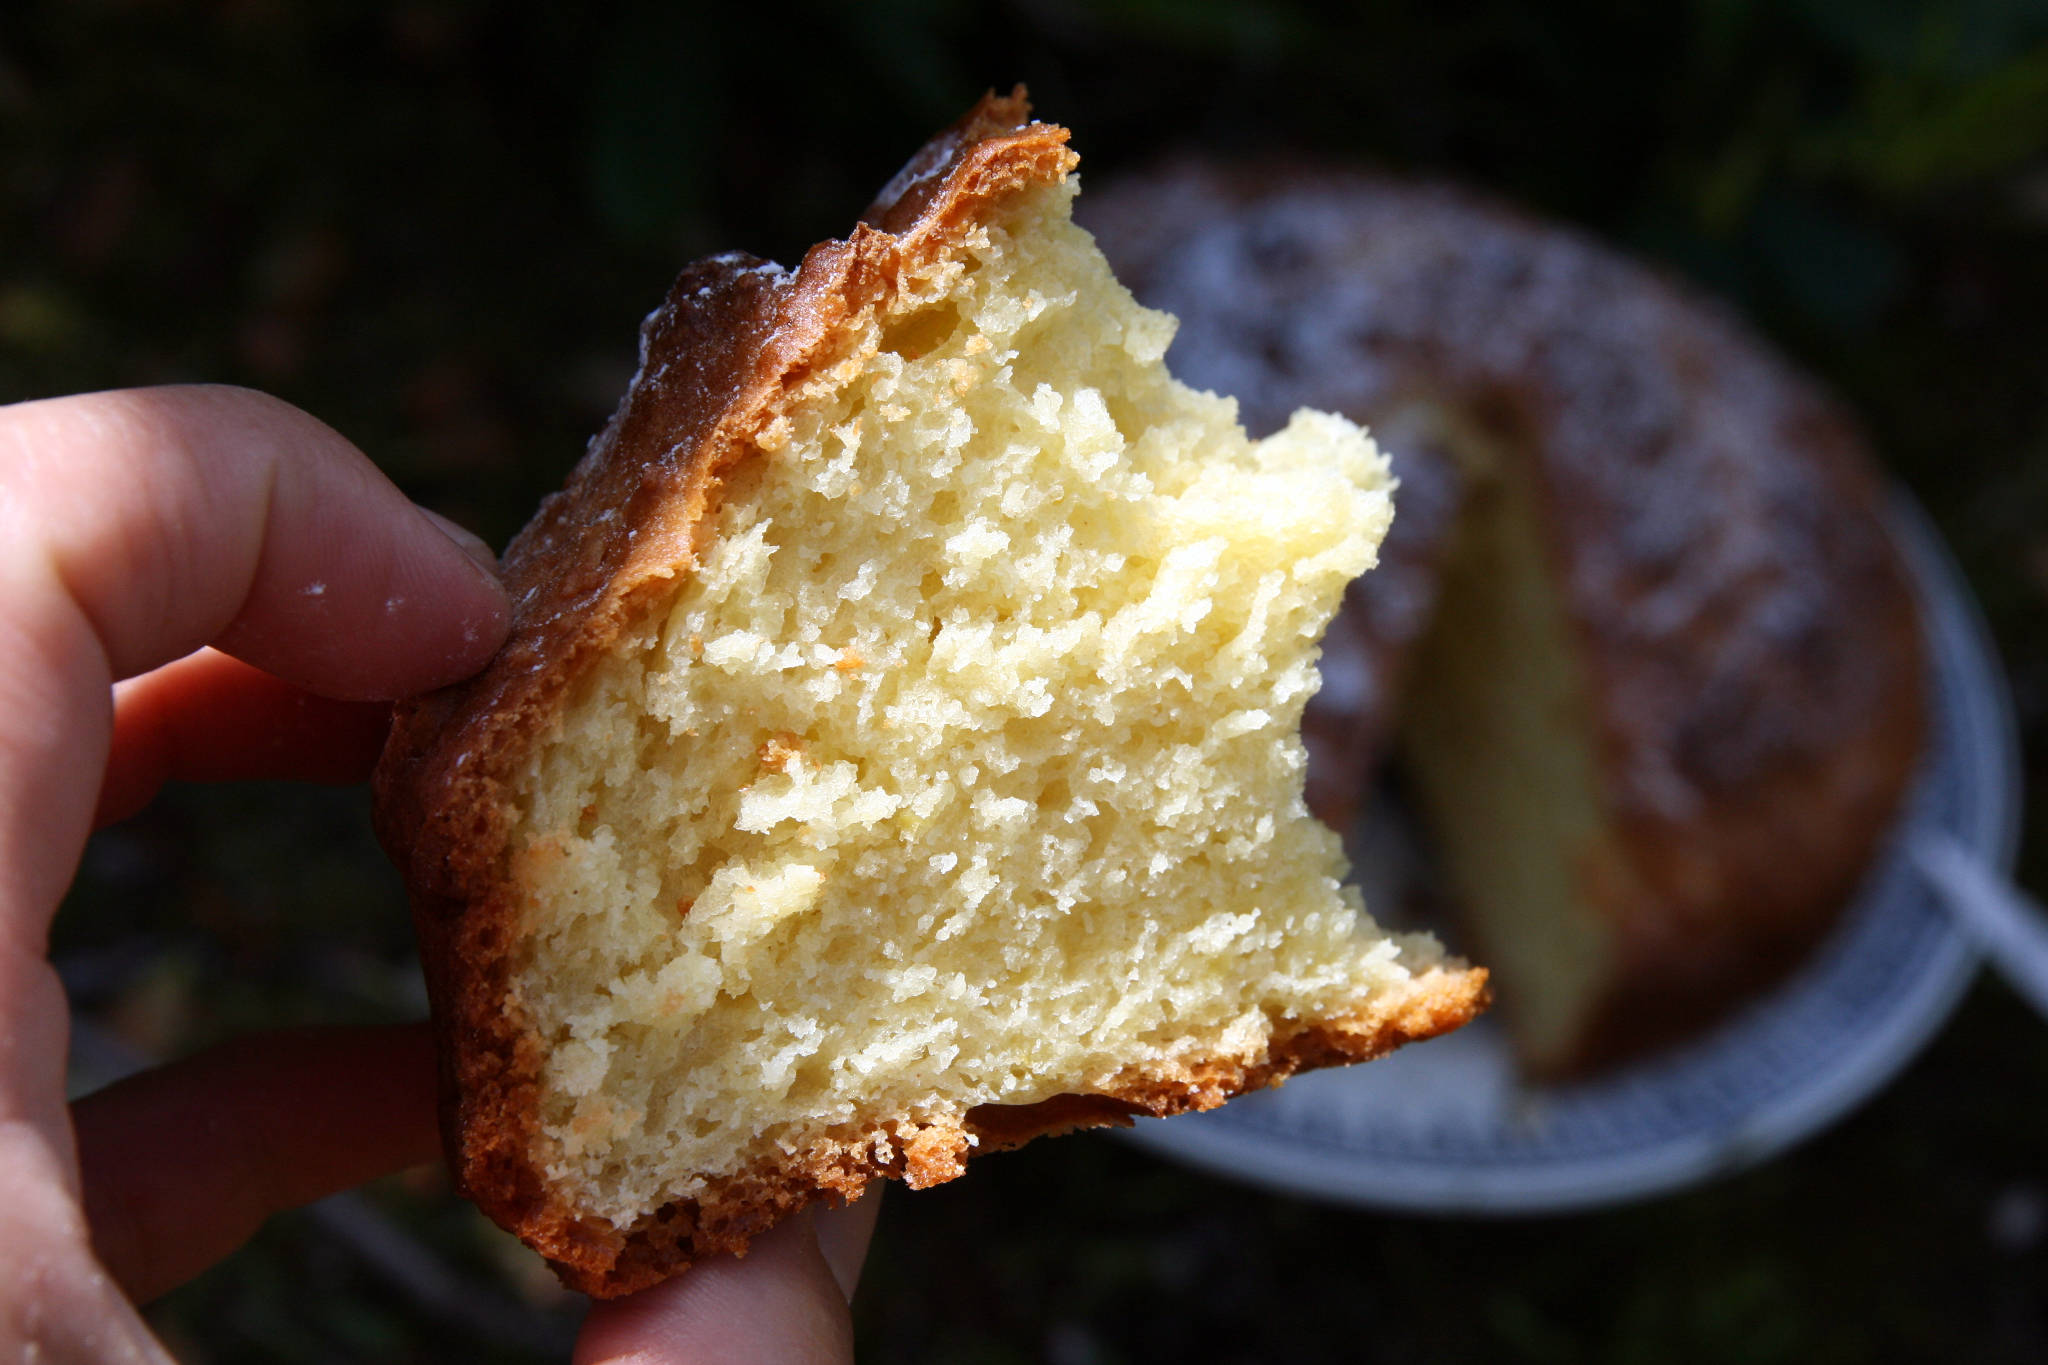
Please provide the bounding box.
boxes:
[1081,164,1927,1077]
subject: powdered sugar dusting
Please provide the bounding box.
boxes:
[1084,167,1909,818]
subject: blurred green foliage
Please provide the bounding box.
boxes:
[9,0,2048,1359]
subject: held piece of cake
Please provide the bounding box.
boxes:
[1084,165,1926,1078]
[374,94,1486,1297]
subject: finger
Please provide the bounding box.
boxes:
[96,648,393,828]
[72,1024,441,1304]
[572,1212,857,1365]
[0,952,169,1362]
[0,381,507,930]
[813,1185,881,1301]
[2,385,506,698]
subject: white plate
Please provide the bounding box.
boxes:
[1122,497,2018,1213]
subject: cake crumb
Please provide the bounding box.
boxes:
[757,732,804,772]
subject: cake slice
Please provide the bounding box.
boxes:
[374,92,1486,1297]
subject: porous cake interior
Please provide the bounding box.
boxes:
[508,176,1450,1228]
[1397,427,1619,1071]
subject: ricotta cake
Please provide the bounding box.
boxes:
[375,95,1485,1295]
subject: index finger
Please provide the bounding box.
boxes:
[1,384,507,697]
[0,384,509,922]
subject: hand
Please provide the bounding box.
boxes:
[0,386,875,1363]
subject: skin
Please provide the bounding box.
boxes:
[0,385,874,1363]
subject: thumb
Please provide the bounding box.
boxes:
[572,1191,879,1365]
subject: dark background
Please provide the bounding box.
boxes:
[10,1,2048,1360]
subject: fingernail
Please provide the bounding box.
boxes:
[814,1185,880,1302]
[417,506,502,579]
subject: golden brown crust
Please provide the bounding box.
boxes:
[574,965,1487,1298]
[1083,164,1925,1077]
[376,94,1482,1297]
